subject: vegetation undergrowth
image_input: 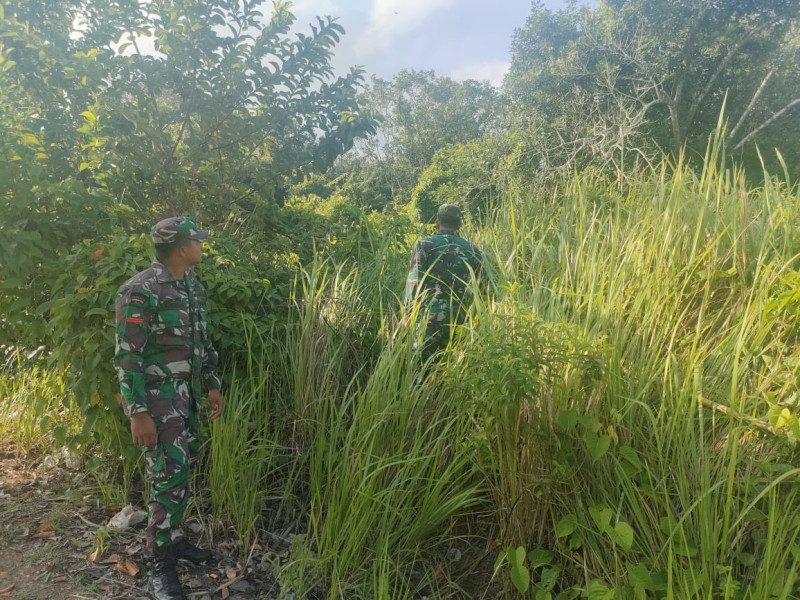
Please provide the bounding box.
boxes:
[4,143,800,598]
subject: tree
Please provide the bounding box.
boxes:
[2,0,376,221]
[0,0,377,405]
[338,70,501,208]
[506,0,800,177]
[411,140,505,224]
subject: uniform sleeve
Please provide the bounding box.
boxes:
[114,285,152,417]
[404,241,426,308]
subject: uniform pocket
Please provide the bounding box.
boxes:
[154,326,190,346]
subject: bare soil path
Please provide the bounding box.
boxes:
[0,444,282,600]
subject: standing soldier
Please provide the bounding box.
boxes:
[115,216,224,600]
[404,204,483,361]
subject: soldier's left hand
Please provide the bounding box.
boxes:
[208,389,224,420]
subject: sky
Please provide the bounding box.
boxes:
[285,0,564,87]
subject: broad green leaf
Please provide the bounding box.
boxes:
[618,445,642,474]
[556,409,578,430]
[586,432,611,462]
[627,563,653,590]
[19,133,40,146]
[555,514,577,538]
[589,505,612,531]
[527,548,553,569]
[513,546,526,567]
[578,414,600,432]
[586,579,614,600]
[53,426,67,445]
[538,566,560,591]
[611,521,634,551]
[511,562,530,594]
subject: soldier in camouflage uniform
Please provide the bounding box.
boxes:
[115,216,224,600]
[404,204,483,361]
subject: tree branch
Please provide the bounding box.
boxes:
[729,67,775,140]
[734,97,800,150]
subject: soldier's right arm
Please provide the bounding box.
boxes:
[114,285,153,417]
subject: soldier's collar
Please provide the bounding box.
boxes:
[151,259,178,283]
[437,229,459,236]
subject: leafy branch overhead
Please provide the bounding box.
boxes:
[2,0,377,219]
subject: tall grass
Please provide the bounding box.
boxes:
[5,140,800,599]
[466,145,800,597]
[215,145,800,597]
[0,354,81,452]
[208,321,285,548]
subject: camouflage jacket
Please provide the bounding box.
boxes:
[114,259,221,418]
[404,230,483,322]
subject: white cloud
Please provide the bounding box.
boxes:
[357,0,455,55]
[288,0,341,24]
[450,60,509,87]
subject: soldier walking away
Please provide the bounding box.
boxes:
[115,216,224,600]
[404,204,483,362]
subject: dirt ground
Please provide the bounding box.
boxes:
[0,443,284,600]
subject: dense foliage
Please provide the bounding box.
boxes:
[3,0,800,598]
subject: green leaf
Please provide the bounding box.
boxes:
[611,521,634,551]
[556,408,578,430]
[19,133,40,146]
[586,432,611,462]
[507,546,530,594]
[80,162,90,171]
[527,548,553,569]
[586,579,614,600]
[511,562,531,594]
[53,426,67,445]
[589,505,612,532]
[555,514,577,538]
[618,445,642,474]
[577,414,600,432]
[627,563,653,591]
[538,566,560,592]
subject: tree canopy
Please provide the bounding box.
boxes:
[505,0,800,176]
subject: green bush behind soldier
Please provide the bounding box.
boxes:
[404,204,483,361]
[114,216,224,600]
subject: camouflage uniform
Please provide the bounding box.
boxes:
[114,217,220,549]
[404,205,482,360]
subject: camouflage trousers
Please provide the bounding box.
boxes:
[419,318,454,363]
[144,404,200,548]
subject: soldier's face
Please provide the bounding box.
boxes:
[182,239,203,266]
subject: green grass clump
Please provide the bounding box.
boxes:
[6,140,800,599]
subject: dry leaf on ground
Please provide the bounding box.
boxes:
[114,560,141,577]
[89,546,102,562]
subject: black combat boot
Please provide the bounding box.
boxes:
[172,537,213,564]
[148,544,185,600]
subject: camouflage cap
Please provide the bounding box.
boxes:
[437,204,463,221]
[151,216,209,245]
